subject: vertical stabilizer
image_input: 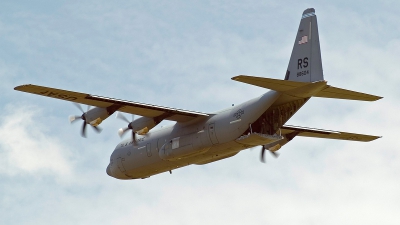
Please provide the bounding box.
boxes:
[285,8,323,82]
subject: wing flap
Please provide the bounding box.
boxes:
[281,125,381,142]
[14,84,209,122]
[235,133,283,146]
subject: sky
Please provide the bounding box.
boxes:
[1,1,399,224]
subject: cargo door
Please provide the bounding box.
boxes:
[158,139,166,153]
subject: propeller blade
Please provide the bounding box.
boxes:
[270,151,279,158]
[260,146,266,163]
[116,113,137,140]
[69,115,81,123]
[132,130,138,146]
[116,112,130,123]
[70,103,101,138]
[81,121,87,138]
[118,127,130,137]
[73,103,85,114]
[92,125,102,133]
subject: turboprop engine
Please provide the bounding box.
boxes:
[116,112,160,144]
[159,132,210,161]
[84,107,111,126]
[69,103,115,137]
[118,115,157,135]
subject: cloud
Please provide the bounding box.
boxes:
[0,104,73,179]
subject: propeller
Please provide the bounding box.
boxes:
[116,112,137,145]
[260,145,279,163]
[69,103,102,138]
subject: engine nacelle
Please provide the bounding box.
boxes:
[85,107,111,126]
[159,132,210,161]
[130,116,157,134]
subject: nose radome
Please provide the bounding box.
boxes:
[106,164,112,176]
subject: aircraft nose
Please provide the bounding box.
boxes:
[106,164,112,176]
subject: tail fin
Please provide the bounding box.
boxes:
[285,8,323,82]
[232,8,382,102]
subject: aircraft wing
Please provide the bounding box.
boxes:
[14,84,209,122]
[281,125,381,142]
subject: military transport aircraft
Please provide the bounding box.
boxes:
[14,8,382,180]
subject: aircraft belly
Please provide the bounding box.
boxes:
[192,141,246,165]
[122,140,252,178]
[126,161,179,178]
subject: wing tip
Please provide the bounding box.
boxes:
[364,95,383,102]
[372,135,383,141]
[231,75,247,81]
[344,134,382,142]
[14,84,32,91]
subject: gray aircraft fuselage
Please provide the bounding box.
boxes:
[107,91,281,179]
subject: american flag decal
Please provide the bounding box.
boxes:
[298,35,308,45]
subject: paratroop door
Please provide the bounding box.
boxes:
[146,143,152,157]
[208,123,219,144]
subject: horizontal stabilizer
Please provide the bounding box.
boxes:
[232,75,306,91]
[314,86,382,101]
[232,75,382,101]
[281,125,381,142]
